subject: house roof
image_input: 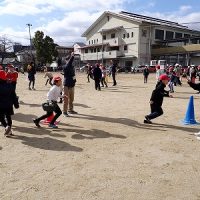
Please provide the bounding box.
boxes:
[74,42,86,47]
[82,11,200,37]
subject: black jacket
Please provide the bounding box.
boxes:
[150,81,169,107]
[0,81,19,115]
[63,56,76,87]
[111,63,117,73]
[143,68,149,76]
[93,67,102,80]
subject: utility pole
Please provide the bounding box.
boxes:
[26,23,32,61]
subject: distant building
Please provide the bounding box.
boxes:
[73,42,85,55]
[81,11,200,66]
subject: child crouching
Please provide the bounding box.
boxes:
[144,74,173,124]
[33,76,67,128]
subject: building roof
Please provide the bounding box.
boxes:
[82,11,200,37]
[74,42,86,47]
[119,11,188,29]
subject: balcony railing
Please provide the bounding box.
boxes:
[81,50,124,61]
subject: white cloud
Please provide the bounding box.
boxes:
[180,5,192,12]
[0,0,126,16]
[0,0,129,45]
[0,0,200,46]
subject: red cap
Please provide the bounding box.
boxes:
[156,65,160,69]
[54,76,62,81]
[159,74,169,81]
[0,70,7,80]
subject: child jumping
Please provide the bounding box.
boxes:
[33,76,67,128]
[144,74,173,124]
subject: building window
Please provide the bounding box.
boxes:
[91,40,93,44]
[131,32,134,37]
[166,31,174,40]
[123,34,126,39]
[175,32,183,39]
[89,41,90,45]
[97,48,100,52]
[94,40,95,44]
[91,49,93,53]
[97,39,98,43]
[94,48,96,53]
[142,29,147,37]
[111,33,115,38]
[127,33,130,38]
[103,35,106,40]
[124,45,128,51]
[184,34,190,38]
[107,16,110,21]
[155,29,164,40]
[85,49,88,53]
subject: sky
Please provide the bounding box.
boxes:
[0,0,200,46]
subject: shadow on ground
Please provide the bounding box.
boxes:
[9,135,83,152]
[72,113,199,133]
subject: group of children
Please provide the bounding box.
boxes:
[86,63,108,90]
[2,60,200,141]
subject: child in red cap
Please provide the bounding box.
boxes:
[33,76,67,128]
[6,64,18,91]
[0,70,19,136]
[144,74,173,124]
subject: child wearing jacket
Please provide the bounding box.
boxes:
[33,76,67,128]
[0,70,19,136]
[144,74,173,124]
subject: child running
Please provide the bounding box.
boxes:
[33,76,67,128]
[44,67,53,86]
[144,74,173,124]
[0,70,19,136]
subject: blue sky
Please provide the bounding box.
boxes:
[0,0,199,45]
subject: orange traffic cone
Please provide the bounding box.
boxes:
[41,113,60,125]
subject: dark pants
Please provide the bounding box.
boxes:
[36,103,62,125]
[144,75,148,83]
[94,78,101,91]
[87,73,93,82]
[146,105,163,120]
[29,79,35,89]
[0,114,12,127]
[45,77,53,86]
[112,72,117,86]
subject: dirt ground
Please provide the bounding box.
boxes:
[1,72,200,200]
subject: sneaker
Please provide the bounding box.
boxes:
[4,126,11,135]
[144,116,152,124]
[48,124,58,128]
[32,88,36,90]
[33,119,41,127]
[63,112,69,117]
[68,110,78,114]
[144,119,152,124]
[28,87,32,90]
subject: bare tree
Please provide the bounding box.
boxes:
[0,36,14,64]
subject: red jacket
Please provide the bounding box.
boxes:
[6,71,18,82]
